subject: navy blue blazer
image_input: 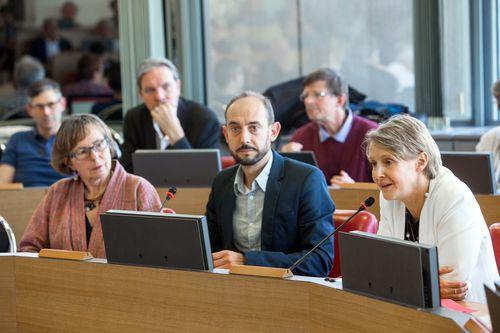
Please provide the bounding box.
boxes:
[206,150,335,277]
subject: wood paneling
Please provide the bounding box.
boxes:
[0,256,468,332]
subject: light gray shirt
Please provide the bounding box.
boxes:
[232,153,273,252]
[153,121,170,150]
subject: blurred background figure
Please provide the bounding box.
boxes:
[0,5,17,81]
[28,18,73,65]
[82,18,118,55]
[62,53,112,100]
[0,56,45,120]
[476,80,500,193]
[92,60,122,120]
[57,1,79,29]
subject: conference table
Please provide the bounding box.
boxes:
[0,253,488,332]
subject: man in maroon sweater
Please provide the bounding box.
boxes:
[281,68,378,185]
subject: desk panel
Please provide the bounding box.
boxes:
[0,256,466,332]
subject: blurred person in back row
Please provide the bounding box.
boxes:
[19,114,160,258]
[366,115,498,303]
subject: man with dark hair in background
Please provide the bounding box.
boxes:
[63,53,112,99]
[28,18,72,65]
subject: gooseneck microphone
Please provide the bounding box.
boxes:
[288,196,375,273]
[159,186,177,212]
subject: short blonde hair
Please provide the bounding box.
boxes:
[364,115,442,179]
[52,114,117,174]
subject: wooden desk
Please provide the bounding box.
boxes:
[156,187,211,215]
[0,255,475,332]
[0,187,47,246]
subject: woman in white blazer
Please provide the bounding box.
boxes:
[365,115,498,303]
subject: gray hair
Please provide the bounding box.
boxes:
[27,78,62,100]
[136,57,180,89]
[304,68,349,107]
[14,56,45,89]
[225,91,275,124]
[364,115,442,179]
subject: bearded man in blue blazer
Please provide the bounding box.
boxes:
[206,91,335,277]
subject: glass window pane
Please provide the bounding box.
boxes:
[205,0,300,118]
[300,0,414,109]
[441,0,472,121]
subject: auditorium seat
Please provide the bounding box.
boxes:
[221,156,236,169]
[329,209,378,278]
[0,216,16,253]
[489,223,500,272]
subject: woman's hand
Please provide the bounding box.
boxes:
[439,266,468,300]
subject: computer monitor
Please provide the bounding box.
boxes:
[485,282,500,332]
[441,151,496,194]
[101,210,213,271]
[280,151,318,167]
[339,231,440,309]
[132,149,221,187]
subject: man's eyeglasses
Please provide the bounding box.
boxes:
[69,138,109,161]
[299,91,330,102]
[30,99,61,112]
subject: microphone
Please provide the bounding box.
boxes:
[288,196,375,273]
[159,186,177,213]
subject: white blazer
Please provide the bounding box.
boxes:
[378,166,499,302]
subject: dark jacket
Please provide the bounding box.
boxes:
[120,98,221,173]
[206,150,335,277]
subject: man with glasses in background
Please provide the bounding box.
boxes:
[0,79,66,186]
[120,57,220,173]
[281,68,377,185]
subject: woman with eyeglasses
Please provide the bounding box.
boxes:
[19,114,161,258]
[365,115,498,303]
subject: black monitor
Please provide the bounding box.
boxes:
[101,210,213,271]
[280,151,318,167]
[339,231,440,308]
[485,281,500,332]
[441,151,496,194]
[132,149,221,187]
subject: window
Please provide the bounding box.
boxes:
[205,0,414,119]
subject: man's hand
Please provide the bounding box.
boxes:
[212,250,245,269]
[280,142,303,153]
[439,266,468,300]
[330,170,354,186]
[150,103,185,145]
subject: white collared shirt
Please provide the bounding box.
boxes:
[153,121,170,150]
[232,152,273,252]
[319,108,353,143]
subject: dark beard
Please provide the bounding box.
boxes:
[231,144,270,166]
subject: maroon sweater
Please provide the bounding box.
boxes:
[291,115,378,184]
